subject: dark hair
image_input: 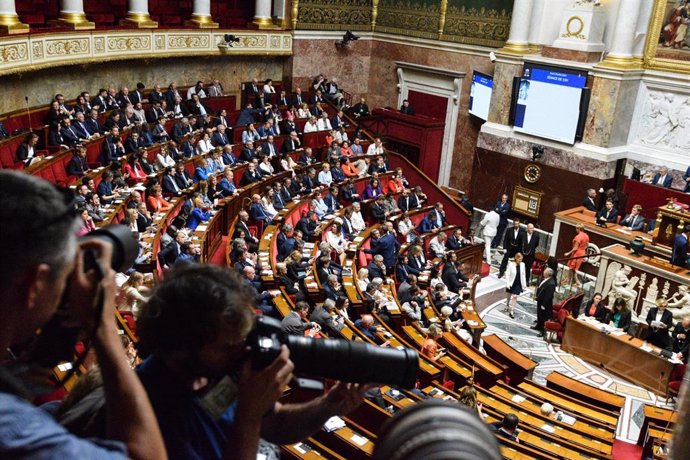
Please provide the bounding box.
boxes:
[613,298,628,312]
[136,265,256,357]
[0,171,77,282]
[503,413,519,430]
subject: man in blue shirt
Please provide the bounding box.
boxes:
[135,265,370,460]
[0,171,165,460]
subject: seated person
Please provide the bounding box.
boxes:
[605,298,632,333]
[491,413,520,443]
[595,200,618,225]
[282,301,320,336]
[354,313,388,345]
[620,204,645,231]
[421,324,446,362]
[581,292,607,321]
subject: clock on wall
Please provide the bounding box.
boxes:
[524,164,542,183]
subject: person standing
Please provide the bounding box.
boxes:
[505,252,526,319]
[532,268,555,336]
[480,210,500,263]
[563,224,589,287]
[498,218,525,278]
[671,225,689,268]
[521,223,540,284]
[491,194,510,249]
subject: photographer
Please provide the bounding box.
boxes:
[135,264,370,460]
[0,171,165,459]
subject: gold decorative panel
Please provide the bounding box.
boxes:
[376,0,440,39]
[297,0,373,31]
[0,29,292,77]
[443,3,511,47]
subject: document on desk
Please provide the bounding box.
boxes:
[541,424,556,433]
[350,434,369,446]
[511,394,526,403]
[615,228,632,235]
[323,416,346,432]
[640,344,653,353]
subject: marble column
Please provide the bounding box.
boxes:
[487,53,524,126]
[186,0,219,28]
[527,0,545,53]
[253,0,273,29]
[501,0,534,54]
[273,0,287,28]
[120,0,158,28]
[0,0,29,34]
[599,0,644,68]
[54,0,95,30]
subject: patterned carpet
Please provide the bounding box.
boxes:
[475,262,674,444]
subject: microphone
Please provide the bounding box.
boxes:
[24,95,33,134]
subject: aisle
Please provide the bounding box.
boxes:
[475,258,674,444]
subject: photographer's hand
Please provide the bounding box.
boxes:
[229,346,293,460]
[323,382,372,416]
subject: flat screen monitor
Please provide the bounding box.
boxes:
[469,71,493,121]
[513,64,588,144]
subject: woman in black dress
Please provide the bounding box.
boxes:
[505,252,527,319]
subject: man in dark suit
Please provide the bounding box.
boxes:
[372,225,400,273]
[400,99,415,115]
[291,87,305,107]
[99,128,124,166]
[124,132,145,153]
[672,317,690,360]
[582,188,598,211]
[249,194,272,223]
[367,255,386,281]
[498,218,525,278]
[651,166,673,188]
[442,262,464,294]
[67,148,89,177]
[240,163,262,186]
[276,224,295,261]
[491,194,511,248]
[162,167,183,196]
[296,211,321,240]
[239,141,257,162]
[158,231,185,269]
[233,210,260,252]
[521,223,540,283]
[620,205,645,231]
[646,300,674,349]
[532,268,556,336]
[397,189,415,213]
[331,110,346,130]
[261,135,278,157]
[281,131,301,153]
[60,119,83,148]
[351,97,370,118]
[671,226,689,267]
[596,200,618,225]
[446,228,467,251]
[211,124,230,147]
[370,195,388,223]
[172,118,193,143]
[85,108,105,135]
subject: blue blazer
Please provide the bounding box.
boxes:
[416,216,434,234]
[671,233,688,267]
[219,178,236,197]
[187,208,211,231]
[249,203,271,222]
[683,166,690,192]
[373,233,400,268]
[494,201,510,224]
[193,167,208,183]
[652,173,673,188]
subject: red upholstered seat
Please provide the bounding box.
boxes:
[668,364,686,397]
[544,309,569,342]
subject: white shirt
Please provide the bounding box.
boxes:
[318,170,333,186]
[196,139,213,155]
[367,144,384,156]
[263,84,275,94]
[187,87,207,99]
[327,230,345,252]
[259,162,274,175]
[317,118,332,131]
[351,211,366,232]
[304,122,318,133]
[398,219,415,243]
[156,153,175,170]
[480,211,500,237]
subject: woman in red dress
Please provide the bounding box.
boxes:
[564,224,589,287]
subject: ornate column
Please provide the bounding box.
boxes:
[186,0,219,28]
[120,0,158,28]
[53,0,95,30]
[0,0,29,34]
[599,0,644,69]
[501,0,534,54]
[527,0,545,53]
[371,0,379,32]
[273,0,287,28]
[438,0,448,39]
[291,0,299,30]
[253,0,273,29]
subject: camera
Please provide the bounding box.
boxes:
[248,316,419,389]
[222,34,241,47]
[28,224,138,369]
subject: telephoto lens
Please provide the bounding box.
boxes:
[249,316,419,388]
[80,224,139,272]
[373,400,501,460]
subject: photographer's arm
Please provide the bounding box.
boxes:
[260,382,370,444]
[70,241,166,460]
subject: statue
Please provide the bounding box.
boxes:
[610,266,638,310]
[668,285,690,321]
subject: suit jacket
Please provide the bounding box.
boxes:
[240,169,262,186]
[162,175,182,195]
[370,203,387,223]
[582,196,598,212]
[583,301,607,322]
[596,207,618,223]
[620,213,645,231]
[442,264,464,294]
[281,138,300,153]
[85,117,105,135]
[503,226,526,255]
[494,201,510,224]
[99,139,124,166]
[684,166,690,193]
[296,217,318,239]
[366,262,385,281]
[260,142,278,157]
[671,233,688,267]
[652,173,673,188]
[521,231,540,258]
[158,241,180,267]
[239,148,256,162]
[61,126,81,147]
[536,277,556,310]
[398,195,415,213]
[646,308,673,330]
[408,254,427,272]
[67,155,88,176]
[234,220,259,246]
[446,234,466,251]
[15,144,34,164]
[309,307,341,335]
[211,132,230,147]
[372,233,399,268]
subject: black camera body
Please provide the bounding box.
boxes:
[247,316,419,389]
[28,225,138,369]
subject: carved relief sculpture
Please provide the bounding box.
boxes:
[668,285,690,320]
[634,90,690,154]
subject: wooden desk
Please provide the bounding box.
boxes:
[552,206,668,275]
[561,316,675,394]
[482,334,538,385]
[545,371,625,413]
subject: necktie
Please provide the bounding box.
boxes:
[69,128,76,138]
[631,216,636,228]
[171,177,180,192]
